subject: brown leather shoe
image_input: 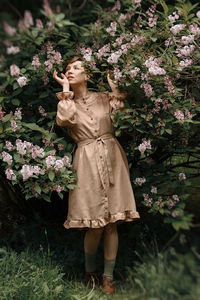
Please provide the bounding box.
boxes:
[102,277,115,295]
[85,271,100,287]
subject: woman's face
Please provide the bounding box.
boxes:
[65,60,88,85]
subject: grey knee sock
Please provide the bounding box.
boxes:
[85,252,96,272]
[103,259,116,279]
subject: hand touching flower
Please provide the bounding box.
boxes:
[107,70,120,94]
[53,70,70,92]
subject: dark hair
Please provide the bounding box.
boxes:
[62,56,84,73]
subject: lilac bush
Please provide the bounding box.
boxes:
[0,0,199,230]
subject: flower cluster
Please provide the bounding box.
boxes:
[138,139,151,154]
[144,56,166,76]
[134,177,146,186]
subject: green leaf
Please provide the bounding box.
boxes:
[22,122,47,134]
[48,171,55,181]
[11,99,20,106]
[34,183,41,194]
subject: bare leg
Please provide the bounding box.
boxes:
[84,227,104,254]
[104,223,118,260]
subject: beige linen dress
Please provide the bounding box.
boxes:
[56,90,140,229]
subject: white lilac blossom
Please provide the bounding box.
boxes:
[2,151,13,165]
[80,47,92,62]
[170,24,185,35]
[53,185,65,193]
[140,83,154,98]
[151,186,157,194]
[20,165,34,180]
[17,76,27,87]
[134,177,146,186]
[107,50,122,64]
[55,159,64,171]
[181,35,194,45]
[189,23,200,35]
[7,46,20,55]
[179,172,186,181]
[14,108,22,120]
[197,11,200,18]
[113,68,122,81]
[32,145,45,159]
[138,139,151,154]
[131,35,146,46]
[10,64,20,77]
[5,168,16,180]
[16,139,27,155]
[144,56,166,76]
[46,155,56,168]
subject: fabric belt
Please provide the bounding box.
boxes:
[78,133,114,192]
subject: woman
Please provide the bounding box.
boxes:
[53,56,140,295]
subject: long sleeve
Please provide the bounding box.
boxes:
[56,91,77,128]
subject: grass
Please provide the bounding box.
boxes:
[0,243,199,300]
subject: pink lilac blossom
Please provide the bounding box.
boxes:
[134,177,146,186]
[177,45,195,57]
[113,68,122,81]
[172,210,180,217]
[107,50,122,64]
[143,193,153,207]
[172,194,179,201]
[14,108,22,120]
[138,139,151,154]
[146,4,158,27]
[181,35,194,45]
[62,156,71,167]
[129,67,140,79]
[166,198,175,209]
[32,145,45,159]
[20,165,34,180]
[32,55,41,70]
[43,0,53,15]
[168,11,180,22]
[111,0,121,13]
[5,141,14,151]
[189,23,200,35]
[121,43,131,54]
[165,36,176,47]
[24,141,32,151]
[42,74,49,86]
[5,168,16,181]
[179,59,193,67]
[17,76,27,87]
[24,10,34,27]
[46,155,56,168]
[118,13,132,24]
[80,47,92,62]
[174,109,184,124]
[95,44,110,60]
[55,159,64,171]
[10,119,19,132]
[144,56,166,76]
[10,64,20,77]
[140,83,154,98]
[3,40,13,47]
[17,20,26,32]
[170,24,186,35]
[131,35,146,47]
[2,151,13,165]
[33,166,45,176]
[185,109,192,119]
[3,21,16,36]
[164,76,175,94]
[38,106,47,117]
[0,105,5,121]
[179,172,186,181]
[132,0,141,8]
[53,185,65,193]
[7,46,20,55]
[113,35,124,47]
[106,21,117,36]
[190,98,196,107]
[16,139,27,155]
[36,19,44,29]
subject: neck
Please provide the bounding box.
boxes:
[71,82,89,100]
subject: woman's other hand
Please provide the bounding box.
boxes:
[53,70,70,92]
[107,71,119,94]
